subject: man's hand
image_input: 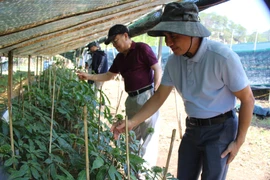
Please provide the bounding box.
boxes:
[77,71,90,80]
[110,120,135,140]
[221,140,241,164]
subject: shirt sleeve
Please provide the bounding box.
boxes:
[161,56,174,86]
[109,54,120,74]
[222,51,249,92]
[139,43,158,67]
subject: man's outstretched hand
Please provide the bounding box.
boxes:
[77,71,89,80]
[110,120,135,140]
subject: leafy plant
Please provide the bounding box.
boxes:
[0,62,177,179]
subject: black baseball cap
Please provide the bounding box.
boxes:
[104,24,129,45]
[85,41,99,48]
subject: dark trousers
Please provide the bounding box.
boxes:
[177,111,238,180]
[0,166,9,180]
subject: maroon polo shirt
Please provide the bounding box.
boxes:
[109,41,158,92]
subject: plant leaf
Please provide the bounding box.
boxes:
[91,156,104,171]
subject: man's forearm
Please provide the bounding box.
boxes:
[88,72,115,82]
[236,98,255,146]
[153,68,162,91]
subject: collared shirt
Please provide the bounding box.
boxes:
[109,41,158,92]
[162,38,249,118]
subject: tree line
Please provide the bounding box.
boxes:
[131,12,270,46]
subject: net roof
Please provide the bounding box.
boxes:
[0,0,228,57]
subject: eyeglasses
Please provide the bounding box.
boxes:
[112,38,119,45]
[112,34,124,45]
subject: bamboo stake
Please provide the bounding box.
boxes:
[38,56,41,89]
[27,55,31,102]
[174,88,182,139]
[49,65,56,170]
[8,51,15,169]
[125,116,131,180]
[97,85,103,144]
[83,106,90,180]
[36,56,39,80]
[162,129,176,180]
[0,57,2,75]
[116,75,120,104]
[18,73,22,104]
[49,61,52,98]
[178,113,183,139]
[115,90,123,115]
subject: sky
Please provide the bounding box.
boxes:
[202,0,270,34]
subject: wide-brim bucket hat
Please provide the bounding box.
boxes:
[147,2,211,37]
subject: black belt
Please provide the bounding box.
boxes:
[187,110,234,126]
[128,85,153,97]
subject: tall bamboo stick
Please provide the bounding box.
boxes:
[162,129,176,180]
[115,90,123,115]
[83,106,90,180]
[49,66,56,150]
[18,73,22,104]
[36,56,39,77]
[125,116,131,180]
[97,86,103,144]
[174,88,182,139]
[27,55,31,102]
[48,65,56,178]
[38,56,41,89]
[8,51,15,169]
[178,113,183,139]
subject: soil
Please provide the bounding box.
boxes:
[102,79,270,180]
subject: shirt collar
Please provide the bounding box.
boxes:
[130,41,136,50]
[186,37,207,63]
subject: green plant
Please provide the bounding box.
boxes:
[0,63,177,179]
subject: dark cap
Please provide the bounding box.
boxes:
[85,41,99,48]
[104,24,129,45]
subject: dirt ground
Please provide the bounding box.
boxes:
[102,79,270,180]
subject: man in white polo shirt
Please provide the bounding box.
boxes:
[111,2,255,180]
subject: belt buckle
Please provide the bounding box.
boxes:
[188,118,197,126]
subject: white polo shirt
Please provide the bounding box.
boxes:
[162,38,249,118]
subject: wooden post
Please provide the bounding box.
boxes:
[8,51,15,169]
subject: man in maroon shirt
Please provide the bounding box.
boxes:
[77,24,162,169]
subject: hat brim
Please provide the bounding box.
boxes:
[104,35,116,45]
[147,21,211,37]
